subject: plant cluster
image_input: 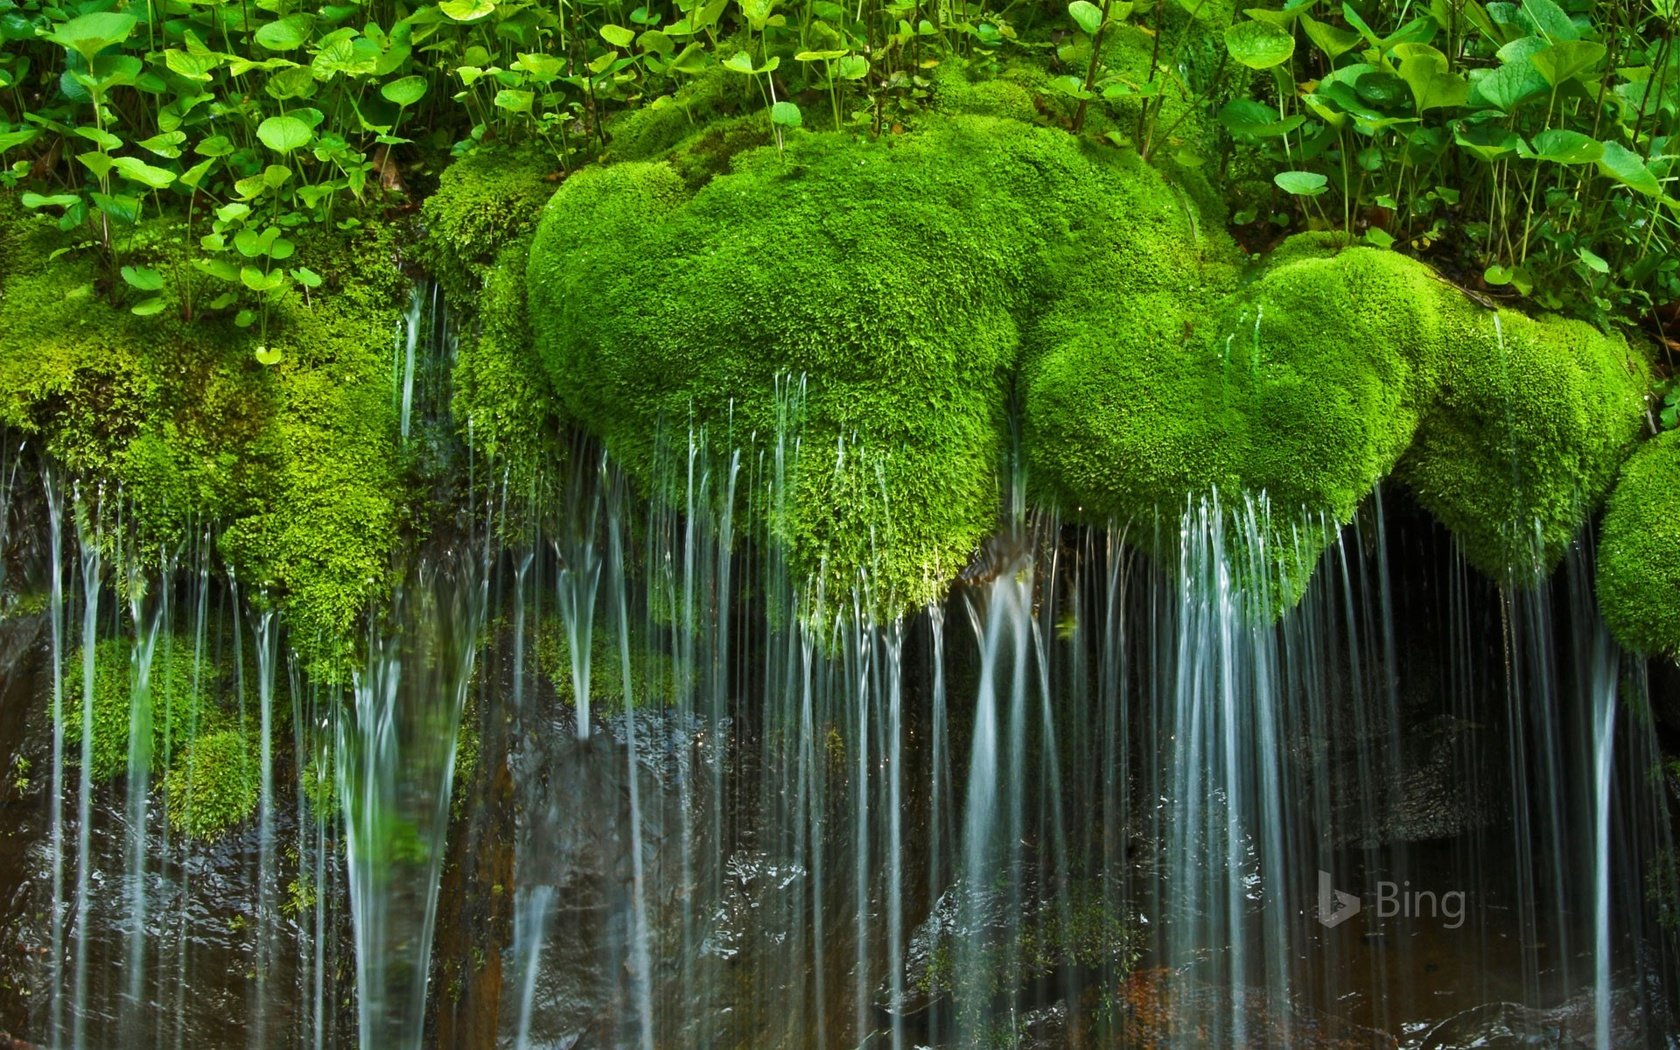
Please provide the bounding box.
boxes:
[1217,0,1680,326]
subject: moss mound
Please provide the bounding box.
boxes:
[529,114,1234,612]
[1597,431,1680,657]
[164,729,259,841]
[530,103,1646,616]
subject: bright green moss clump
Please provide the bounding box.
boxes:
[529,115,1218,612]
[164,730,259,841]
[1596,431,1680,657]
[531,109,1648,617]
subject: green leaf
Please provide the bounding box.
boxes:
[164,48,221,81]
[600,23,635,47]
[1395,44,1468,112]
[130,297,166,317]
[1520,0,1577,41]
[136,131,186,158]
[770,100,802,127]
[439,0,496,20]
[795,49,848,61]
[254,345,283,366]
[1224,19,1295,70]
[76,151,116,180]
[21,192,81,210]
[1274,169,1329,196]
[1577,247,1609,274]
[75,126,123,152]
[1300,13,1360,58]
[121,265,165,290]
[292,266,323,288]
[380,75,427,106]
[1525,128,1601,164]
[1454,125,1525,162]
[254,17,310,51]
[493,88,533,113]
[834,54,869,79]
[1364,227,1396,248]
[1597,140,1663,197]
[257,115,313,154]
[1529,39,1604,87]
[1484,263,1513,285]
[1473,55,1547,110]
[49,12,138,63]
[1068,0,1103,36]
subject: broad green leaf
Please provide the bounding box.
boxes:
[164,48,221,81]
[0,128,40,153]
[90,191,139,224]
[1529,39,1604,86]
[21,192,81,209]
[381,75,427,106]
[1454,124,1525,162]
[130,297,166,317]
[76,150,116,180]
[1068,0,1102,36]
[292,266,323,288]
[1472,55,1546,110]
[1520,0,1577,41]
[254,17,310,51]
[195,258,240,282]
[74,126,123,151]
[1525,128,1601,163]
[1275,169,1329,195]
[121,265,165,291]
[1577,247,1609,273]
[1224,19,1295,70]
[600,23,635,47]
[261,164,291,189]
[179,158,216,188]
[1395,44,1468,111]
[667,43,711,74]
[257,114,312,153]
[439,0,496,20]
[1301,13,1360,58]
[196,134,235,157]
[494,88,533,112]
[835,54,869,79]
[136,130,186,158]
[1597,140,1662,197]
[771,99,802,126]
[1218,99,1305,139]
[49,12,138,63]
[254,345,283,366]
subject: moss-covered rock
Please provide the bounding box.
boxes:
[0,205,409,680]
[537,616,687,714]
[530,105,1649,618]
[60,635,223,782]
[1597,431,1680,657]
[164,729,259,840]
[419,147,557,312]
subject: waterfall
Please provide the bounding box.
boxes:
[5,416,1676,1049]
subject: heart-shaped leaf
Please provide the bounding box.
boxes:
[257,114,312,153]
[1275,169,1329,196]
[380,74,427,106]
[121,265,165,290]
[1529,39,1605,87]
[1525,128,1601,164]
[770,99,802,126]
[1597,140,1663,197]
[49,12,138,63]
[439,0,496,21]
[1301,13,1360,58]
[1225,19,1295,70]
[1068,0,1103,36]
[254,345,283,366]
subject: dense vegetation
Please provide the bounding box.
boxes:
[1,0,1676,667]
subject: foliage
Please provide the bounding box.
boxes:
[1216,0,1680,325]
[1596,429,1680,657]
[59,634,223,782]
[164,729,259,840]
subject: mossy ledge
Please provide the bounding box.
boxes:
[525,109,1650,619]
[1597,431,1680,658]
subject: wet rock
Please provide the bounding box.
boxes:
[1114,967,1397,1049]
[1418,987,1658,1049]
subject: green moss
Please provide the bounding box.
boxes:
[59,635,224,782]
[1596,431,1680,657]
[536,616,687,714]
[529,115,1141,615]
[0,206,408,681]
[164,729,258,840]
[419,147,556,312]
[1400,308,1649,577]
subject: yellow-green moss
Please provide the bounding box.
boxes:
[536,617,687,714]
[419,147,556,312]
[1596,431,1680,657]
[59,635,224,782]
[0,205,408,681]
[164,729,258,840]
